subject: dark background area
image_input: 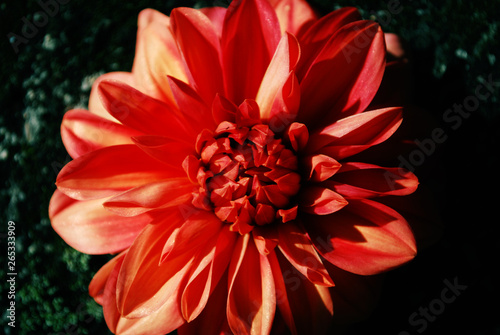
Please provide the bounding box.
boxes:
[0,0,499,334]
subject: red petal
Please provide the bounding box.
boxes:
[102,250,187,335]
[170,8,224,105]
[212,94,237,124]
[327,162,419,198]
[160,210,223,265]
[49,190,150,254]
[285,122,309,152]
[103,178,194,217]
[303,154,341,182]
[56,144,181,200]
[297,7,361,53]
[199,7,227,38]
[98,80,197,142]
[89,252,126,305]
[222,0,281,103]
[307,107,403,160]
[277,222,334,286]
[61,109,141,159]
[132,135,193,169]
[269,0,317,35]
[256,32,300,121]
[296,7,362,83]
[267,72,301,133]
[181,225,237,321]
[307,199,417,275]
[167,76,215,131]
[88,72,136,122]
[116,209,189,319]
[269,249,333,335]
[178,271,232,335]
[227,234,276,334]
[132,9,188,103]
[299,186,348,215]
[299,21,386,125]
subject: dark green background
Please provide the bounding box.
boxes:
[1,0,499,334]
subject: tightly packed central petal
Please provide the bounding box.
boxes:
[184,121,301,232]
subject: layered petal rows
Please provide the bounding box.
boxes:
[50,1,419,334]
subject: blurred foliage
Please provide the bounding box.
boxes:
[0,0,498,334]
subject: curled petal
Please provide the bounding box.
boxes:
[285,122,309,152]
[303,154,341,182]
[307,199,417,275]
[299,186,348,215]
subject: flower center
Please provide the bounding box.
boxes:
[183,121,301,234]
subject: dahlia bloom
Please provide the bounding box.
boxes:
[49,0,420,334]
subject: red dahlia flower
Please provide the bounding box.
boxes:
[49,0,420,334]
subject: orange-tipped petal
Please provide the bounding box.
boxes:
[88,72,136,122]
[307,199,417,275]
[56,144,182,200]
[269,0,317,35]
[222,0,281,103]
[49,190,150,254]
[307,107,403,160]
[61,109,141,159]
[103,178,194,217]
[256,32,300,121]
[132,9,187,103]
